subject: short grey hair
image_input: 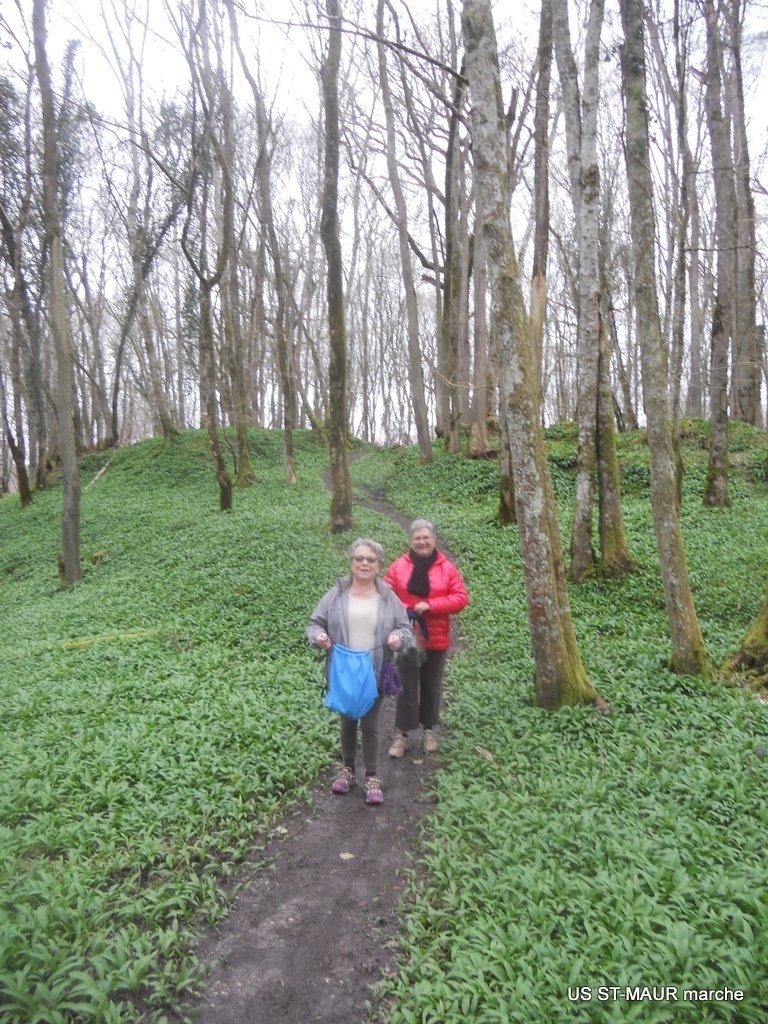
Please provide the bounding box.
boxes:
[409,518,436,538]
[348,537,385,564]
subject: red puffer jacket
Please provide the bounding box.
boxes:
[384,551,469,651]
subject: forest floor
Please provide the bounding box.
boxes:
[171,479,441,1024]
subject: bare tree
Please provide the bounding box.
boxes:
[321,0,352,532]
[0,65,50,489]
[619,0,711,677]
[226,0,298,483]
[173,0,236,511]
[725,0,760,426]
[462,0,602,710]
[702,0,733,507]
[32,0,82,586]
[376,0,432,461]
[553,0,632,581]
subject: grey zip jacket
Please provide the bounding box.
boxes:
[306,575,414,682]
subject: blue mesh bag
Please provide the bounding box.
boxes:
[325,645,379,719]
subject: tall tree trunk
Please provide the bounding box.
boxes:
[0,202,50,487]
[439,70,468,453]
[726,0,760,426]
[685,159,705,419]
[321,0,352,532]
[33,0,82,587]
[462,0,599,710]
[176,0,235,511]
[467,200,490,457]
[554,0,630,582]
[530,0,552,410]
[4,303,33,504]
[219,70,255,487]
[3,418,32,507]
[702,0,733,507]
[226,0,298,482]
[553,0,598,580]
[376,0,432,462]
[619,0,711,677]
[200,286,232,511]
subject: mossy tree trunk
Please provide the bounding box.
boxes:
[597,330,634,577]
[553,0,633,584]
[497,409,516,526]
[619,0,710,677]
[462,0,599,710]
[553,0,599,582]
[726,582,768,689]
[4,417,32,507]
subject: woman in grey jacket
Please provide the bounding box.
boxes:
[307,538,413,805]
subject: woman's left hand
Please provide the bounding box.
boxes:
[387,632,403,650]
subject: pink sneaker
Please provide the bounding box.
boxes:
[331,766,355,795]
[364,776,384,805]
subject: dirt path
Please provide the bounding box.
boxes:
[182,716,437,1024]
[173,477,443,1024]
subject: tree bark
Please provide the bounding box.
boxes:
[554,0,631,582]
[619,0,711,677]
[376,0,432,462]
[0,200,50,489]
[175,0,236,511]
[226,0,298,482]
[726,0,760,426]
[3,417,32,506]
[530,0,552,411]
[439,69,468,453]
[702,0,733,507]
[33,0,82,587]
[321,0,352,532]
[724,579,768,691]
[462,0,599,710]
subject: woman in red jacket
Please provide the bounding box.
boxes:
[384,519,469,756]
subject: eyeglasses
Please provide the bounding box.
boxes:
[352,555,378,563]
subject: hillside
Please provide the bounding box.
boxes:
[1,423,768,1023]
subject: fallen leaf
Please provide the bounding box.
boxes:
[340,851,355,861]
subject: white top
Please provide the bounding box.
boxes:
[348,594,379,652]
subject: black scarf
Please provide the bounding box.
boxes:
[406,548,438,597]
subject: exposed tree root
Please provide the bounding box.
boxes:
[591,695,612,715]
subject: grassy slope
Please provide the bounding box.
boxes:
[1,423,767,1023]
[362,423,768,1024]
[0,429,404,1023]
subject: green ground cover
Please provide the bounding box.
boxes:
[361,427,768,1024]
[0,430,373,1023]
[1,423,767,1023]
